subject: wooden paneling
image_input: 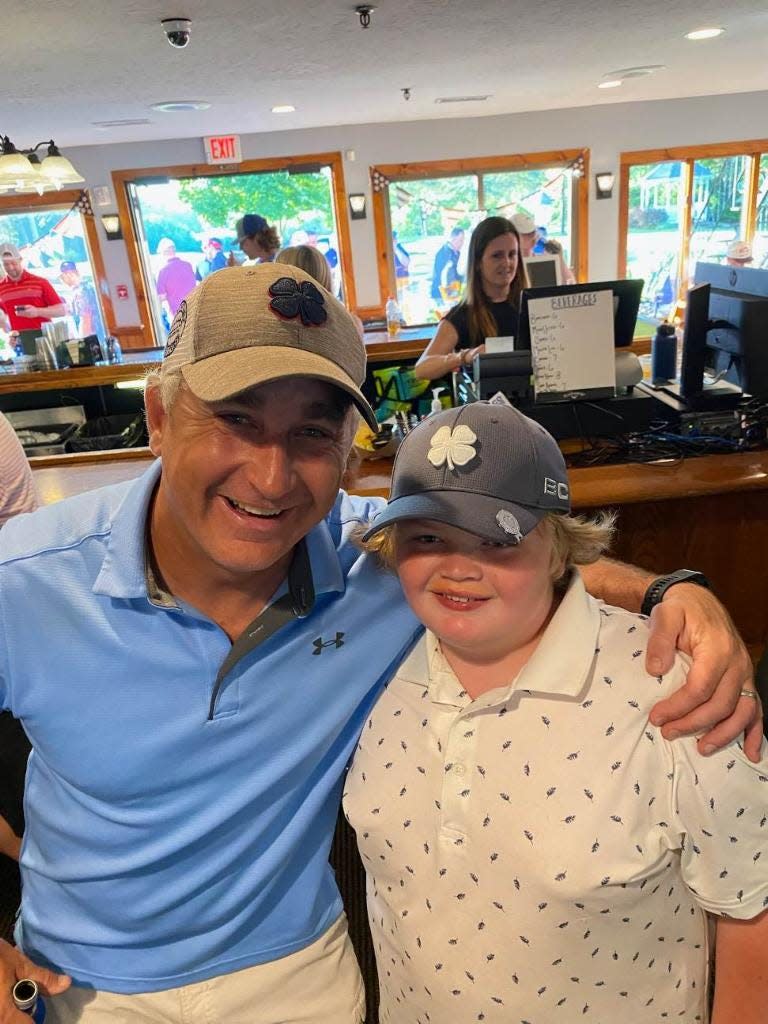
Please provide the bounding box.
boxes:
[112,325,152,349]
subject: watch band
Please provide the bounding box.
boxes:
[641,569,711,617]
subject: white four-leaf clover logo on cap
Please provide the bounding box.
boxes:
[427,424,478,471]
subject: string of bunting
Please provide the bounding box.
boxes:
[11,189,94,253]
[371,155,585,216]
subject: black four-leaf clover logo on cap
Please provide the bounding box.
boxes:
[268,277,328,326]
[164,299,187,357]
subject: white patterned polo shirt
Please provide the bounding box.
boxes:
[343,574,768,1023]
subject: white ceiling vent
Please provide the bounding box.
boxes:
[92,118,153,128]
[434,95,491,104]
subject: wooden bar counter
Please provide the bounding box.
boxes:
[30,446,768,660]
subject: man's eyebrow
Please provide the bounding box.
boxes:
[212,395,350,422]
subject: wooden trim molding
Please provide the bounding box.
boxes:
[371,148,590,311]
[111,152,353,348]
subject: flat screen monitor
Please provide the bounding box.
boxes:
[523,254,561,288]
[692,261,768,397]
[517,278,643,350]
[679,283,711,401]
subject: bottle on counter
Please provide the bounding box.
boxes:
[106,335,123,364]
[650,320,677,385]
[12,979,46,1023]
[430,387,445,415]
[385,296,402,338]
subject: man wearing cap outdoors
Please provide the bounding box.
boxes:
[0,243,66,335]
[155,237,197,320]
[59,261,103,338]
[726,239,754,267]
[510,212,539,259]
[0,264,760,1023]
[195,237,227,281]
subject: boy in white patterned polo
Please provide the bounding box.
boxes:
[344,401,768,1023]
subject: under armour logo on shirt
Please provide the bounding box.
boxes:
[312,632,345,655]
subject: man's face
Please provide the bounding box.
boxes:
[146,378,356,592]
[60,270,79,287]
[2,255,22,280]
[519,232,537,258]
[450,231,465,252]
[160,245,176,261]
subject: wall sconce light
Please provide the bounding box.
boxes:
[348,193,367,220]
[100,214,123,240]
[595,171,615,199]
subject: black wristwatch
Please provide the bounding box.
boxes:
[641,569,711,617]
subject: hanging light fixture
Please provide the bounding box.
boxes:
[0,135,84,193]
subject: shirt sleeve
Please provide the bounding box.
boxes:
[41,278,64,307]
[669,721,768,919]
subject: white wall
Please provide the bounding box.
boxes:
[69,90,768,328]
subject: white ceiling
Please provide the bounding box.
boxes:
[3,0,766,149]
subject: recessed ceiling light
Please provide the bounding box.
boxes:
[271,105,296,114]
[598,79,623,89]
[685,26,724,40]
[151,100,211,112]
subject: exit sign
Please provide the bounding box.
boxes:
[204,134,242,164]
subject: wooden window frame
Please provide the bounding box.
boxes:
[112,151,354,348]
[618,138,768,291]
[369,148,590,319]
[0,189,116,336]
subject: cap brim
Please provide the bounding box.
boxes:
[181,346,378,430]
[361,489,545,544]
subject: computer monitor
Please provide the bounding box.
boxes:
[679,283,711,401]
[517,278,643,350]
[692,262,768,397]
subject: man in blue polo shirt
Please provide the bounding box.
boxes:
[0,264,760,1023]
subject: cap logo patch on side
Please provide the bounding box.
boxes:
[268,277,327,326]
[427,424,477,471]
[164,299,187,357]
[496,510,522,542]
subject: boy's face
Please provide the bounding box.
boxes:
[394,519,556,663]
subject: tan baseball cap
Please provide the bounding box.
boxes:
[726,240,753,262]
[0,242,21,259]
[160,263,377,429]
[510,213,537,237]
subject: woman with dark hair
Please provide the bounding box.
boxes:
[415,216,527,381]
[232,214,281,264]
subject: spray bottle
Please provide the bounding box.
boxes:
[430,387,445,415]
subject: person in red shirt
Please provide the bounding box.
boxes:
[0,242,66,334]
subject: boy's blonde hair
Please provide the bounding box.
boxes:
[358,511,615,588]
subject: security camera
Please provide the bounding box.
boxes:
[161,18,191,48]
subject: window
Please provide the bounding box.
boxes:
[114,153,353,346]
[371,150,587,324]
[619,139,768,320]
[0,191,109,342]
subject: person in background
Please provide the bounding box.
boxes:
[511,211,539,258]
[430,227,465,301]
[232,214,281,265]
[416,216,526,381]
[393,231,411,279]
[59,261,103,337]
[275,245,365,341]
[542,237,577,285]
[726,240,753,267]
[155,238,197,322]
[346,401,768,1024]
[195,237,227,281]
[0,410,38,864]
[0,242,66,335]
[0,266,759,1022]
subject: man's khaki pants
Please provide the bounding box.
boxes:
[45,915,365,1024]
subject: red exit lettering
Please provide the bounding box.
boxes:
[205,135,242,165]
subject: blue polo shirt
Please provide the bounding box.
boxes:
[0,463,421,993]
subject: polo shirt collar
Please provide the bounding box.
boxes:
[93,461,346,601]
[398,572,601,706]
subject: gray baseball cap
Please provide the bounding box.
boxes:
[160,263,376,429]
[363,402,570,545]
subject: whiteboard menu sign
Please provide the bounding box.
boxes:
[527,289,616,402]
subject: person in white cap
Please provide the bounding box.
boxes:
[510,211,539,258]
[347,401,768,1024]
[0,265,759,1023]
[726,240,753,267]
[0,242,66,335]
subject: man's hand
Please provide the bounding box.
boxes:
[645,583,763,762]
[13,306,35,319]
[0,939,70,1023]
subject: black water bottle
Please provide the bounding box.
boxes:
[651,321,677,385]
